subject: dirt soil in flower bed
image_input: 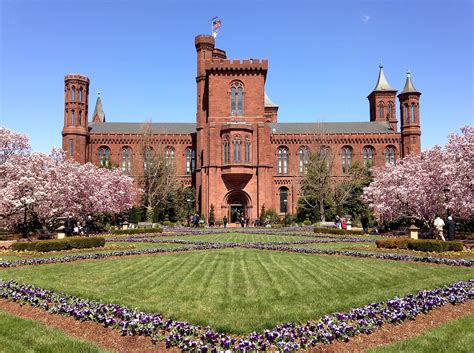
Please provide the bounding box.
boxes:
[310,300,474,352]
[0,299,177,353]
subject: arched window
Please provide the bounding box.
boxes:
[71,86,76,101]
[387,102,392,120]
[98,146,110,168]
[230,81,244,116]
[185,148,194,175]
[165,147,175,166]
[78,111,82,126]
[379,102,384,120]
[232,137,241,163]
[385,146,396,166]
[79,88,83,102]
[278,147,289,175]
[223,138,230,164]
[143,147,153,173]
[279,187,289,213]
[411,104,416,123]
[121,147,133,174]
[341,146,353,174]
[405,105,409,123]
[363,146,375,167]
[244,137,251,163]
[298,146,310,174]
[71,110,75,126]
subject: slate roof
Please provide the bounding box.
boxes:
[89,121,394,135]
[269,122,394,134]
[89,122,196,134]
[371,64,397,92]
[264,92,278,107]
[400,71,420,94]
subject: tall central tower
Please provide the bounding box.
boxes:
[367,65,398,131]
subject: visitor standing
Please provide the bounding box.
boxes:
[223,215,228,228]
[433,215,445,241]
[335,215,341,229]
[341,217,347,230]
[446,216,456,241]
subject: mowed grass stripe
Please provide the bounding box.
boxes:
[1,249,472,334]
[161,233,309,243]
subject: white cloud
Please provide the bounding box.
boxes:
[361,13,371,23]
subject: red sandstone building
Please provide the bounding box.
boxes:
[62,34,421,223]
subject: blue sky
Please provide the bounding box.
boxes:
[1,0,472,153]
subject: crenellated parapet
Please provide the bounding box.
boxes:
[205,59,268,75]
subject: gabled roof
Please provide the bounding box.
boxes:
[269,121,394,134]
[371,64,396,92]
[264,92,278,107]
[89,122,196,134]
[399,70,420,94]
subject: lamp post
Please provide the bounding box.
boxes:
[283,199,288,227]
[443,187,450,218]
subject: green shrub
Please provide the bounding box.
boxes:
[11,242,36,252]
[111,227,163,235]
[11,237,106,252]
[407,239,443,252]
[162,221,173,226]
[444,241,464,252]
[313,227,365,235]
[376,238,464,253]
[303,220,312,226]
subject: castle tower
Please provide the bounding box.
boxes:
[62,74,90,163]
[195,35,215,128]
[367,64,398,131]
[92,92,106,123]
[398,70,421,156]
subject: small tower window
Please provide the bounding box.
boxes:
[185,148,193,174]
[298,146,309,174]
[388,102,392,120]
[244,137,251,163]
[121,147,133,175]
[230,81,244,116]
[278,147,289,175]
[71,87,76,101]
[341,146,353,174]
[405,105,409,123]
[79,88,83,102]
[232,137,241,163]
[71,110,75,126]
[98,146,110,167]
[385,146,396,166]
[379,103,384,120]
[78,111,82,126]
[69,140,74,157]
[223,138,230,164]
[411,104,416,123]
[363,146,375,167]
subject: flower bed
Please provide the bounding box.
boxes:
[11,237,106,252]
[111,228,163,235]
[0,279,471,352]
[376,238,464,252]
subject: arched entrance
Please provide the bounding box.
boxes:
[224,190,252,224]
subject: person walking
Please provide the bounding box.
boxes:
[434,215,445,241]
[223,215,228,228]
[446,216,456,241]
[361,214,369,233]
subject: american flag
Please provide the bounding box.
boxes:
[212,16,222,31]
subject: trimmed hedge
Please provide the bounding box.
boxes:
[376,238,464,253]
[111,227,163,235]
[11,237,106,253]
[314,227,365,236]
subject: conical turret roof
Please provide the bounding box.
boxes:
[372,64,396,92]
[92,92,106,123]
[264,92,278,107]
[400,70,420,94]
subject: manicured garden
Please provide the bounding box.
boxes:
[0,229,472,351]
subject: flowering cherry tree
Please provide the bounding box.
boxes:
[0,127,138,231]
[0,127,30,163]
[363,126,473,227]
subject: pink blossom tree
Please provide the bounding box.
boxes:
[363,126,473,228]
[0,127,30,163]
[0,128,138,232]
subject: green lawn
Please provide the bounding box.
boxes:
[1,248,472,334]
[157,232,311,243]
[0,310,110,353]
[369,314,474,353]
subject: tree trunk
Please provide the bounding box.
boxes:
[146,206,154,223]
[319,198,326,222]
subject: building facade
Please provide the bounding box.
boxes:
[62,34,421,223]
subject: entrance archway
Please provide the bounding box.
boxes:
[223,190,252,224]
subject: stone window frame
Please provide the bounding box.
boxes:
[362,145,375,168]
[98,146,111,168]
[298,146,310,174]
[385,145,397,166]
[341,145,353,174]
[121,146,133,175]
[278,146,289,175]
[229,80,244,116]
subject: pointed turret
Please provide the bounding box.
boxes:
[371,64,397,92]
[92,92,106,123]
[398,70,422,156]
[264,92,279,123]
[400,70,419,94]
[367,65,398,130]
